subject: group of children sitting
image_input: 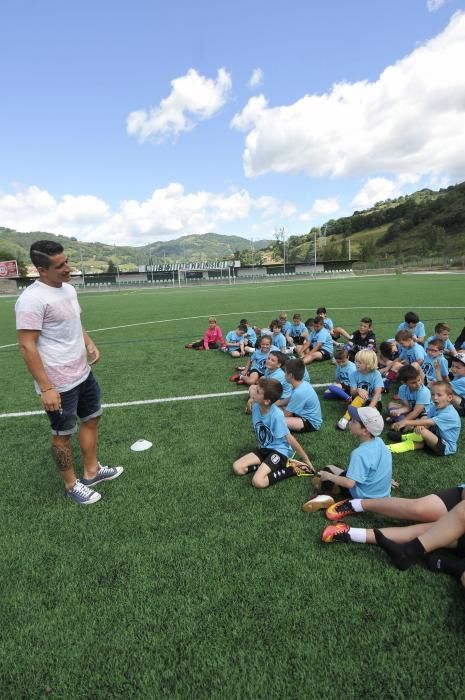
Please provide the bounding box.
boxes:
[186,309,465,586]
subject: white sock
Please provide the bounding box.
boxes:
[351,498,363,513]
[348,527,367,544]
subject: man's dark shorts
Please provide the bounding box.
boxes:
[253,448,288,471]
[46,372,102,436]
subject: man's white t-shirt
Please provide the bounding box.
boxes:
[15,281,90,393]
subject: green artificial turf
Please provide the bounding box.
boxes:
[1,274,465,699]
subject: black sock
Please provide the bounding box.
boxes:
[267,466,295,485]
[247,464,259,474]
[426,551,465,579]
[374,529,426,570]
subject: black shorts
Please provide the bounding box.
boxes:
[248,369,264,378]
[315,348,331,360]
[424,424,446,456]
[434,487,465,511]
[454,397,465,417]
[253,448,288,472]
[457,534,465,557]
[289,415,317,433]
[291,336,306,345]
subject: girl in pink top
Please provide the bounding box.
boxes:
[186,316,227,350]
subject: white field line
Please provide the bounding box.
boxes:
[2,304,465,350]
[0,383,330,419]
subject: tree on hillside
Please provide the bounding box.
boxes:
[107,259,118,274]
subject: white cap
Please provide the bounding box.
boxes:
[454,352,465,366]
[348,406,384,437]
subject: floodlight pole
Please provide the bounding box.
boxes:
[78,244,86,288]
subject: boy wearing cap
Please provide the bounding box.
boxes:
[303,406,392,512]
[450,352,465,416]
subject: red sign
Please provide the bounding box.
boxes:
[0,260,18,278]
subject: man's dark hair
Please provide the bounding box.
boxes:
[30,240,64,269]
[404,311,419,324]
[284,358,305,381]
[360,317,373,326]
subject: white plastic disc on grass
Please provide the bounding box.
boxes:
[130,439,153,452]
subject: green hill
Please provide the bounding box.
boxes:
[0,230,272,273]
[286,181,465,264]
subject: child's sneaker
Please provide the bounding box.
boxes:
[66,480,101,505]
[321,522,350,543]
[229,373,240,382]
[336,417,348,430]
[302,494,335,513]
[325,499,355,521]
[81,464,124,486]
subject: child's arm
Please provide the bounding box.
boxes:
[368,387,383,408]
[286,433,313,468]
[318,470,356,490]
[393,415,435,431]
[403,403,428,421]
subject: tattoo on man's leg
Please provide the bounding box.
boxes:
[51,441,74,472]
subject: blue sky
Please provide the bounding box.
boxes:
[1,0,465,245]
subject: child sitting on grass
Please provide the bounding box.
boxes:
[225,323,254,358]
[299,315,333,365]
[425,322,458,361]
[324,347,356,401]
[333,317,376,361]
[378,340,400,391]
[388,381,461,456]
[316,306,335,334]
[337,349,384,431]
[422,338,449,385]
[396,311,426,345]
[232,335,273,386]
[245,350,292,414]
[185,316,227,350]
[240,318,257,351]
[283,358,322,433]
[392,329,425,371]
[285,313,308,352]
[233,377,313,489]
[387,365,431,429]
[269,319,287,351]
[450,352,465,417]
[303,406,392,512]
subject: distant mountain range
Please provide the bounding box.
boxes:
[0,230,272,272]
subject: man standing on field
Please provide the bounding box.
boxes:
[15,240,123,505]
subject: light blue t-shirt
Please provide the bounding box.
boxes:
[398,342,426,365]
[422,354,449,383]
[398,383,432,413]
[336,360,356,387]
[280,320,292,334]
[451,376,465,400]
[310,327,333,353]
[287,382,322,429]
[226,330,244,353]
[288,322,307,339]
[323,317,334,331]
[250,348,271,373]
[252,403,292,457]
[426,335,455,353]
[347,437,392,499]
[349,369,384,400]
[245,326,257,347]
[265,366,292,399]
[270,332,287,351]
[427,404,461,455]
[397,321,426,339]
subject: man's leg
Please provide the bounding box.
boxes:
[51,435,77,490]
[79,417,100,480]
[361,494,448,522]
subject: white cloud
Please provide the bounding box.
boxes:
[127,68,232,141]
[0,184,297,245]
[231,12,465,184]
[351,178,402,210]
[427,0,446,12]
[248,68,264,89]
[300,197,340,222]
